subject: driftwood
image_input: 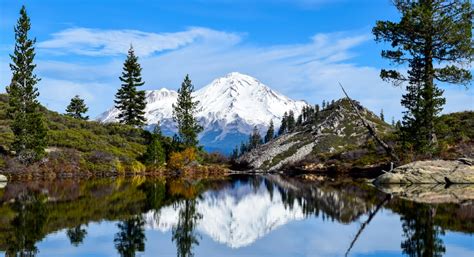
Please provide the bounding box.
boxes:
[338,83,400,163]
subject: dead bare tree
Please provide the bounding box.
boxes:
[338,82,400,163]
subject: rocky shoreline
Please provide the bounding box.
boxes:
[374,158,474,185]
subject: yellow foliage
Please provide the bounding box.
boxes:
[114,159,125,175]
[167,147,197,170]
[130,160,146,174]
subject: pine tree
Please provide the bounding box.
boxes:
[322,100,326,110]
[314,104,320,121]
[264,120,275,143]
[373,0,473,153]
[239,141,248,155]
[287,110,296,132]
[278,112,288,136]
[142,125,166,166]
[230,146,239,160]
[172,74,203,147]
[115,45,147,127]
[6,6,47,163]
[380,109,385,122]
[248,126,262,150]
[296,114,302,126]
[66,95,89,120]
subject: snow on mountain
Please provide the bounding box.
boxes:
[97,72,307,153]
[143,181,305,248]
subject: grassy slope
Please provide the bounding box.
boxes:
[0,94,148,174]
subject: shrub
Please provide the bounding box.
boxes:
[167,147,197,170]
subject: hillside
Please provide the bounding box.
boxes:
[98,72,307,153]
[0,94,149,177]
[238,98,394,171]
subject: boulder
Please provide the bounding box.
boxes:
[374,158,474,184]
[376,184,474,204]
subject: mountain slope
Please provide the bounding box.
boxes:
[98,72,307,153]
[238,98,393,171]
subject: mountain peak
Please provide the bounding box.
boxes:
[98,72,307,153]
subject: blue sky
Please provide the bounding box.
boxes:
[0,0,472,120]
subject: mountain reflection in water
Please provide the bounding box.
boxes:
[0,174,472,257]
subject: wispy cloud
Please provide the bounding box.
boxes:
[38,27,241,57]
[3,26,470,120]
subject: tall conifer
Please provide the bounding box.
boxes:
[7,6,47,162]
[172,74,202,147]
[115,45,147,126]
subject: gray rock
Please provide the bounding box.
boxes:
[374,158,474,184]
[376,184,474,204]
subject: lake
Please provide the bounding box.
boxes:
[0,174,472,257]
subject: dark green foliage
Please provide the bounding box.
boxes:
[230,146,239,160]
[380,109,384,122]
[248,126,263,150]
[6,6,47,163]
[5,193,47,256]
[172,199,202,257]
[142,126,166,166]
[287,110,296,132]
[115,46,147,127]
[66,95,89,120]
[264,120,275,143]
[114,216,146,257]
[173,75,203,147]
[373,0,473,154]
[67,225,87,247]
[278,112,288,136]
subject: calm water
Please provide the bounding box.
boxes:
[0,174,472,257]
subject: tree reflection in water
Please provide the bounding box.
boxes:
[66,225,88,247]
[172,199,202,257]
[400,204,446,257]
[5,193,47,257]
[114,216,146,257]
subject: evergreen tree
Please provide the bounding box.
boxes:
[331,99,335,106]
[296,114,302,126]
[6,6,47,163]
[392,117,396,126]
[322,100,326,109]
[239,141,248,155]
[278,112,288,136]
[142,125,166,166]
[173,75,203,147]
[373,0,473,153]
[230,146,239,160]
[264,120,275,143]
[287,110,296,132]
[248,126,263,150]
[380,109,385,122]
[314,104,320,120]
[115,45,147,126]
[66,95,89,120]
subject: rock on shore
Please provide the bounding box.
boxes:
[374,158,474,184]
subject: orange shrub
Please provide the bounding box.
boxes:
[167,147,197,170]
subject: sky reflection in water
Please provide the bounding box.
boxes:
[0,175,473,257]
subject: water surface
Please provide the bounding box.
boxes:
[0,175,472,257]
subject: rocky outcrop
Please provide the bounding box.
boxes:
[374,158,474,184]
[376,184,474,204]
[238,98,392,171]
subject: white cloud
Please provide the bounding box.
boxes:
[16,26,472,120]
[38,27,241,57]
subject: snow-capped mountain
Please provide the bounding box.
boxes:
[143,180,305,248]
[97,72,307,153]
